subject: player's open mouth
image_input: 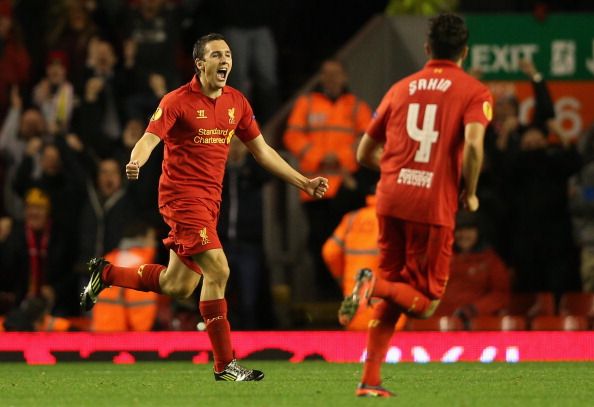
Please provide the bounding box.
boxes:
[216,68,228,81]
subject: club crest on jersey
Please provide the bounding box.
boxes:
[199,227,211,245]
[228,108,236,124]
[196,109,208,119]
[150,107,163,121]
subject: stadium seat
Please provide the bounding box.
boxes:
[530,315,589,331]
[406,316,463,331]
[504,292,555,317]
[558,292,594,318]
[469,315,527,331]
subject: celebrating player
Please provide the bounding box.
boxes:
[339,14,493,397]
[80,33,329,381]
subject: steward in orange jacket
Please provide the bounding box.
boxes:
[323,195,406,331]
[283,60,372,202]
[92,225,160,332]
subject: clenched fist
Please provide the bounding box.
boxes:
[305,177,329,199]
[126,160,140,180]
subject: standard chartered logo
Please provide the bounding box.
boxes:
[194,128,235,144]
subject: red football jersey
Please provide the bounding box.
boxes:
[367,60,493,229]
[146,76,261,207]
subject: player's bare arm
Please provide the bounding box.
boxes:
[462,122,485,212]
[245,134,329,198]
[356,133,383,171]
[126,132,161,180]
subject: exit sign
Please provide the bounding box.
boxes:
[465,14,594,80]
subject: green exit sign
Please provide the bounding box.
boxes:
[465,14,594,80]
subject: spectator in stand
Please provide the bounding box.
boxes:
[92,220,160,332]
[209,0,281,124]
[435,210,510,325]
[12,136,87,315]
[218,137,272,329]
[115,118,163,227]
[76,158,137,281]
[0,188,71,315]
[0,0,30,120]
[490,60,556,154]
[46,0,99,93]
[0,88,48,219]
[478,60,557,262]
[569,122,594,292]
[32,51,75,136]
[122,0,182,95]
[322,191,406,331]
[13,136,86,228]
[501,120,581,300]
[284,59,372,299]
[485,63,581,300]
[124,71,169,127]
[72,39,129,158]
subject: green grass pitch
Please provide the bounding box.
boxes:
[1,361,593,407]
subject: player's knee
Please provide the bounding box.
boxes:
[202,265,230,289]
[161,280,196,299]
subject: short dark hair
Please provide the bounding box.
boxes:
[192,33,227,61]
[427,13,468,60]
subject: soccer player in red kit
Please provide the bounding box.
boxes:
[80,33,329,381]
[338,14,493,397]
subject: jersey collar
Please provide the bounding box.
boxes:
[190,75,230,96]
[425,59,461,70]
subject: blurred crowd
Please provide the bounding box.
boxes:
[0,0,593,332]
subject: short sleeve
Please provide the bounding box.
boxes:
[463,85,493,127]
[235,95,261,142]
[366,85,397,143]
[145,93,178,139]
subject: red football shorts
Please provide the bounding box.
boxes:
[160,198,222,274]
[377,214,454,300]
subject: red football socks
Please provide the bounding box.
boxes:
[372,278,431,316]
[102,263,164,293]
[200,299,234,372]
[362,301,401,386]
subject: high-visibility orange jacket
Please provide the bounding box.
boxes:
[92,246,159,332]
[283,91,372,201]
[322,196,406,330]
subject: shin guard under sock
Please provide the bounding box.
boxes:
[103,264,164,293]
[199,299,234,372]
[361,301,401,386]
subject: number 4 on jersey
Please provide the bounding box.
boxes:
[406,103,439,163]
